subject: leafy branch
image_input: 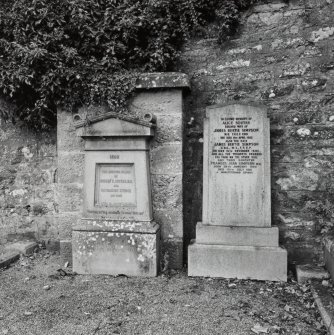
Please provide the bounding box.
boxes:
[0,0,257,129]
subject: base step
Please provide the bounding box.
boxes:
[188,242,287,281]
[196,223,279,246]
[73,228,160,277]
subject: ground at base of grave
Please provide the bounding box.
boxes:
[0,251,329,335]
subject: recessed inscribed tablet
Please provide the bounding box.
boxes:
[95,164,136,207]
[211,116,262,174]
[203,104,271,227]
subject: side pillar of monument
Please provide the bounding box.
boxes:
[130,73,190,269]
[188,103,287,281]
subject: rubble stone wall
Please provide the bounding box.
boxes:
[0,100,57,246]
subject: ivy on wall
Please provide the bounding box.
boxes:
[0,0,256,128]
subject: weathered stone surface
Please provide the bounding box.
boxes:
[202,104,271,227]
[296,264,329,283]
[60,240,72,265]
[5,241,38,256]
[271,146,334,165]
[196,224,279,247]
[57,110,85,152]
[74,219,159,233]
[53,213,80,240]
[0,100,57,244]
[150,144,182,175]
[82,150,153,222]
[76,114,155,138]
[57,183,83,212]
[151,175,182,210]
[128,88,185,269]
[129,90,182,116]
[136,73,190,90]
[188,243,287,281]
[0,251,20,269]
[151,114,182,145]
[272,163,333,192]
[153,208,183,238]
[73,227,160,276]
[57,153,84,184]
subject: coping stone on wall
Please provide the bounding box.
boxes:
[136,72,190,90]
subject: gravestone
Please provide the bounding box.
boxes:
[72,112,160,276]
[188,104,287,281]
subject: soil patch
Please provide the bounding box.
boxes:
[0,252,328,335]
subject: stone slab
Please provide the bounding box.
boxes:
[74,219,159,233]
[0,252,20,269]
[296,264,329,283]
[136,72,190,90]
[83,150,153,221]
[196,223,279,246]
[188,242,287,281]
[85,138,149,151]
[5,241,38,256]
[73,228,160,276]
[203,104,271,227]
[75,113,155,138]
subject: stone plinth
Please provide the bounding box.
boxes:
[189,243,287,281]
[196,224,279,246]
[73,220,159,276]
[188,104,287,281]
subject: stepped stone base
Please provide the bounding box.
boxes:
[73,220,160,277]
[188,242,287,281]
[196,223,279,246]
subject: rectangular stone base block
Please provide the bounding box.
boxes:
[73,227,160,277]
[196,223,279,246]
[188,242,287,281]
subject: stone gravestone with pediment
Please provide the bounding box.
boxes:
[188,104,287,281]
[72,112,160,276]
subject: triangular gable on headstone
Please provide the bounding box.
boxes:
[75,111,155,137]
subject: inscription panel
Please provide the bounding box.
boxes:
[211,117,262,174]
[95,163,136,207]
[204,105,270,227]
[84,150,152,221]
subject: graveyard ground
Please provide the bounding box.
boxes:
[0,250,330,335]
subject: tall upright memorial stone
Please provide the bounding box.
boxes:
[188,103,287,281]
[72,112,159,276]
